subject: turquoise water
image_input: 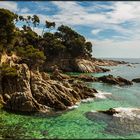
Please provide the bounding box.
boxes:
[0,62,140,139]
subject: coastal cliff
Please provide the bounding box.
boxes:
[0,54,98,113]
[44,58,110,73]
[0,8,130,114]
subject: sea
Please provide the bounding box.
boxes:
[0,58,140,139]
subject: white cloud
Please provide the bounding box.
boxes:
[20,8,29,13]
[0,1,18,12]
[1,1,140,58]
[89,38,140,58]
[91,29,102,35]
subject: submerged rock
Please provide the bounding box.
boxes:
[99,108,119,115]
[132,78,140,83]
[97,75,133,86]
[85,107,140,136]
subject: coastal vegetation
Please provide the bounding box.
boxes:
[0,8,92,72]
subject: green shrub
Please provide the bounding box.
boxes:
[0,64,18,77]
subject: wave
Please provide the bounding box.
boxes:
[113,107,140,119]
[95,90,112,99]
[68,90,112,110]
[68,98,95,110]
[81,98,94,103]
[68,102,80,110]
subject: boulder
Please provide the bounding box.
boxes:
[132,78,140,83]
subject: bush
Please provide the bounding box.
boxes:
[0,64,18,77]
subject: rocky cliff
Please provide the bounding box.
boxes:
[0,54,98,114]
[44,58,110,73]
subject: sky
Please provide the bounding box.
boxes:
[0,1,140,58]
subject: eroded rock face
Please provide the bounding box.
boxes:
[98,75,133,86]
[74,59,110,73]
[0,63,97,113]
[132,78,140,83]
[31,71,97,111]
[44,58,110,73]
[1,64,48,113]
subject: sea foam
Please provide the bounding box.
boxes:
[95,90,112,99]
[112,107,140,120]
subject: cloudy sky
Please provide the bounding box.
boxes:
[0,1,140,58]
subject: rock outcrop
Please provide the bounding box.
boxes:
[44,58,110,73]
[132,78,140,83]
[97,75,133,86]
[92,58,128,66]
[71,74,133,86]
[71,74,97,82]
[73,59,110,73]
[0,62,97,113]
[1,64,48,113]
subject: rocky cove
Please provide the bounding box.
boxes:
[1,8,140,139]
[1,54,140,139]
[0,53,134,114]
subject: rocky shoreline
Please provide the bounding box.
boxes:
[71,74,133,86]
[44,57,127,73]
[0,54,132,114]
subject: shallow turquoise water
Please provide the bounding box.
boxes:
[0,63,140,139]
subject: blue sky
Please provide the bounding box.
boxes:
[0,1,140,58]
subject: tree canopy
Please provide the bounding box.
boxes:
[0,8,93,69]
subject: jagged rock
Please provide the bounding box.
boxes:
[0,62,97,113]
[1,64,49,113]
[97,75,133,86]
[31,72,97,111]
[50,67,70,81]
[41,72,50,81]
[132,78,140,83]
